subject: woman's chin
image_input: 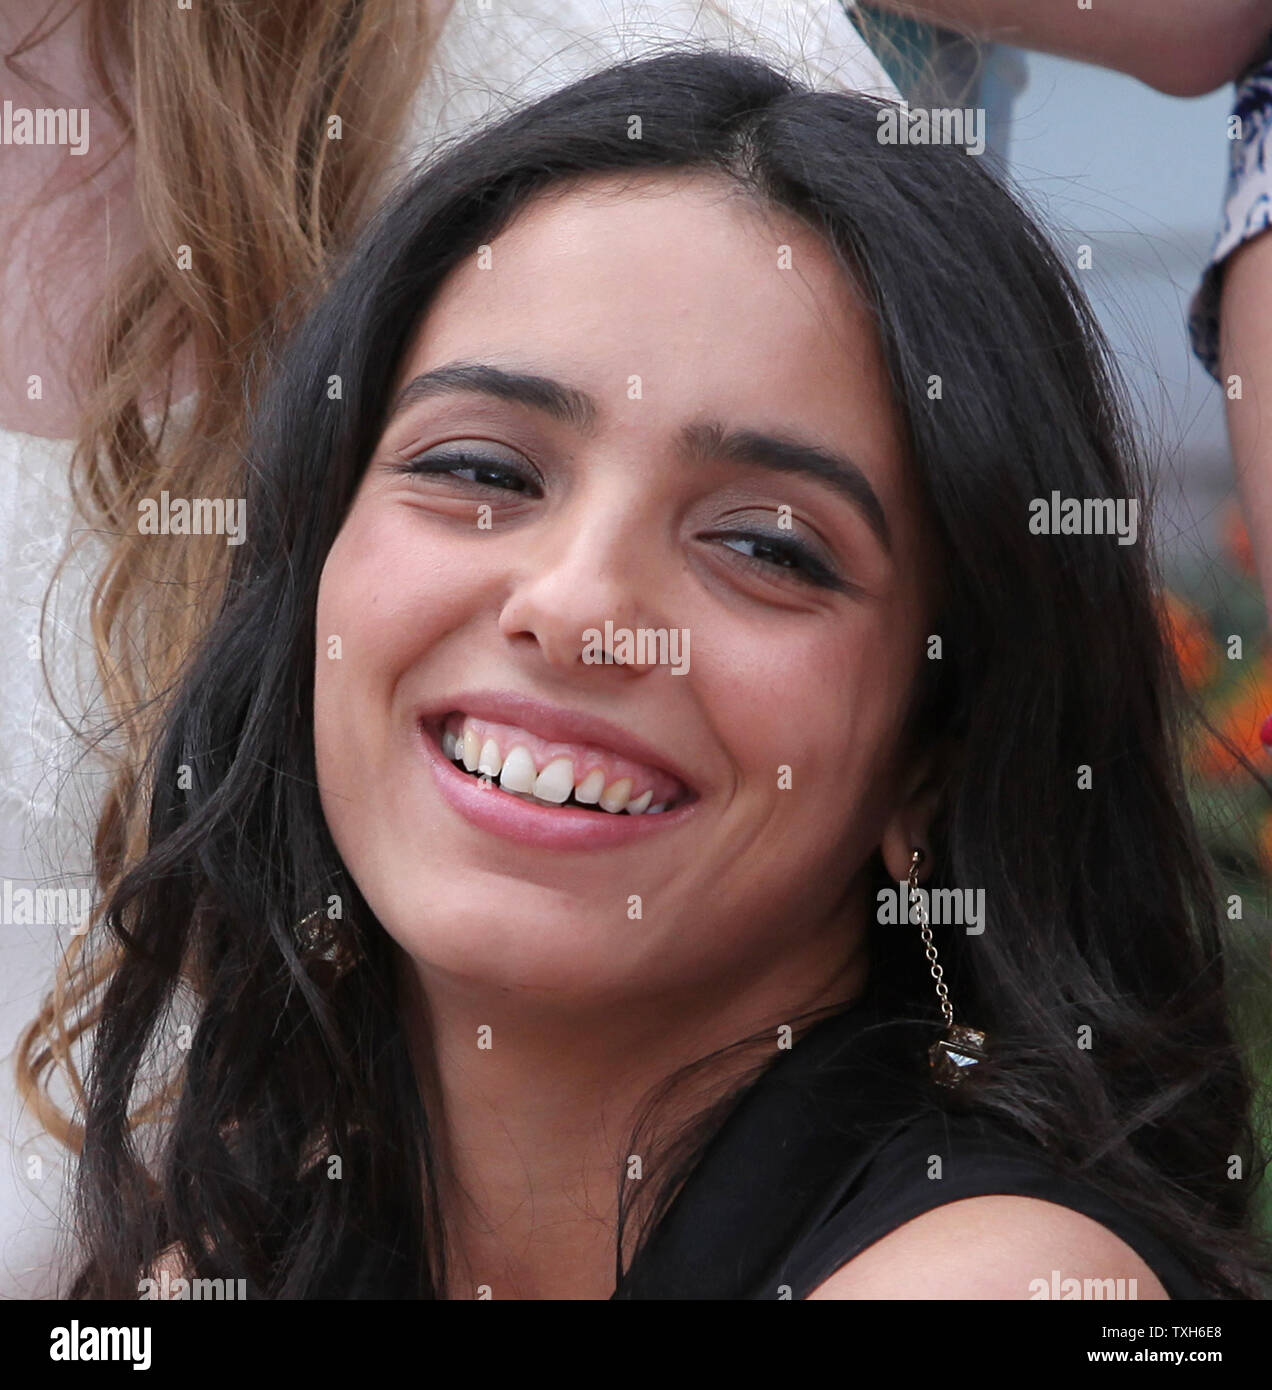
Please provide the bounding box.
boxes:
[384,905,648,1002]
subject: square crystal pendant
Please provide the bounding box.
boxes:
[928,1024,988,1087]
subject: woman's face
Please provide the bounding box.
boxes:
[314,171,935,1011]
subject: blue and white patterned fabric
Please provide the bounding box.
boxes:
[1190,31,1272,381]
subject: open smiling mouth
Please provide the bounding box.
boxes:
[422,711,694,816]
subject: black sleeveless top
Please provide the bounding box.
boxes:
[611,995,1209,1300]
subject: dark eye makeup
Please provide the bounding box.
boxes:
[388,447,853,593]
[390,447,541,494]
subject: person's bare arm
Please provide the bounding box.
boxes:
[864,0,1272,96]
[805,1195,1168,1300]
[1219,231,1272,613]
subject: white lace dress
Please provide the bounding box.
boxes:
[0,0,893,1298]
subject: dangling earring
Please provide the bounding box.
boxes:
[908,849,988,1087]
[294,909,361,984]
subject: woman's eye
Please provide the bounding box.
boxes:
[712,530,848,592]
[393,448,540,494]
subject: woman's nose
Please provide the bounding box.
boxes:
[495,505,670,674]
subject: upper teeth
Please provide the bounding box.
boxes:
[442,724,668,815]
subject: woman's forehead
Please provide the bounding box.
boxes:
[395,173,893,434]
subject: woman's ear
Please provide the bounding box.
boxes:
[879,742,951,884]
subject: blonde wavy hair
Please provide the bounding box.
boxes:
[15,0,443,1159]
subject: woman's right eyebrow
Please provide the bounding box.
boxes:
[389,360,598,431]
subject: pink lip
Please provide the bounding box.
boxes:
[417,690,699,796]
[418,721,700,850]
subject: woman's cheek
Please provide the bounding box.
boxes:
[313,539,378,793]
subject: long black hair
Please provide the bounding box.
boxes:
[59,48,1271,1297]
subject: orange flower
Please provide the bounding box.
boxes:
[1161,590,1216,693]
[1192,655,1272,779]
[1258,810,1272,878]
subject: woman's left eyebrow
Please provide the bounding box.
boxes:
[389,360,889,551]
[681,420,890,553]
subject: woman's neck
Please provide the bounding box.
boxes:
[401,940,868,1300]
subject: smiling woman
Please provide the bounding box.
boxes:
[20,49,1272,1300]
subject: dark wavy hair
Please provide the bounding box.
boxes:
[41,47,1271,1297]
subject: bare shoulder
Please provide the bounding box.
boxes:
[804,1195,1169,1300]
